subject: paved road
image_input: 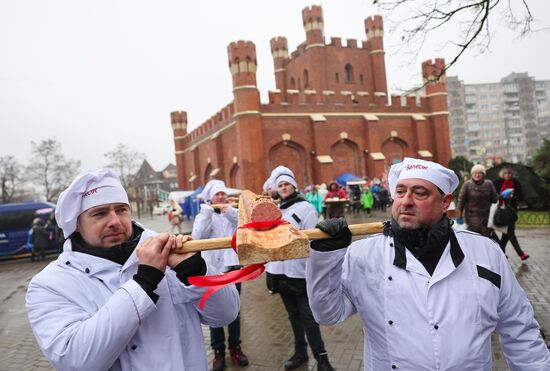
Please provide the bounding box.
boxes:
[1,211,548,370]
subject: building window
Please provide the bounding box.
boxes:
[303,69,309,89]
[290,77,296,89]
[345,63,353,83]
[359,74,364,84]
[335,73,339,83]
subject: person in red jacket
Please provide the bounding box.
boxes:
[323,182,348,218]
[493,166,529,261]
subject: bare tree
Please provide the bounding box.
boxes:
[104,143,145,189]
[27,138,81,202]
[0,155,21,203]
[375,0,535,78]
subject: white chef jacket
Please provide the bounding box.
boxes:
[307,229,550,370]
[192,205,240,272]
[266,198,318,278]
[26,225,240,371]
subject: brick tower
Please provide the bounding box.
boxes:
[270,36,289,102]
[170,111,188,187]
[227,40,267,191]
[422,58,451,163]
[365,15,387,104]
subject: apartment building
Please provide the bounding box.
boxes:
[447,73,550,164]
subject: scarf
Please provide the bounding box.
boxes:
[71,222,144,265]
[279,191,307,210]
[385,216,451,275]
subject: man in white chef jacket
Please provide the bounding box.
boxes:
[307,157,550,371]
[26,168,239,371]
[192,179,249,371]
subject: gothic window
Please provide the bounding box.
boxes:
[359,74,364,84]
[290,77,296,89]
[335,73,339,83]
[304,69,309,89]
[345,64,354,83]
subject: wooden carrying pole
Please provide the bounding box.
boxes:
[175,222,383,254]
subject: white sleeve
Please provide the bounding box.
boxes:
[165,269,240,328]
[301,204,319,229]
[495,254,550,370]
[192,204,214,240]
[26,278,156,371]
[223,206,239,227]
[306,247,357,325]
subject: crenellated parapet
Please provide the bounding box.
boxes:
[422,58,446,84]
[228,40,258,88]
[270,37,289,60]
[345,39,357,48]
[171,111,188,133]
[302,5,324,47]
[364,15,384,39]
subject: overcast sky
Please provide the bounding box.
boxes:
[1,0,549,173]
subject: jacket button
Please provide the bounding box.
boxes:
[390,243,394,247]
[65,261,71,265]
[131,345,137,350]
[392,365,397,369]
[434,324,439,330]
[388,320,394,325]
[388,276,392,281]
[85,268,90,273]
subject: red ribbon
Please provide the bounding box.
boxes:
[188,219,289,310]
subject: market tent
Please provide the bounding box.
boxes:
[182,186,203,220]
[335,172,366,186]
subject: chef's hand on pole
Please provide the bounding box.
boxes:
[136,233,174,272]
[311,217,352,251]
[168,234,195,268]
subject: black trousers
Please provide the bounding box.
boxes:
[278,281,326,357]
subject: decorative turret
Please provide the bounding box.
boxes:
[270,36,289,98]
[422,58,450,164]
[422,58,446,92]
[228,40,258,88]
[170,111,188,188]
[171,111,187,135]
[365,15,387,101]
[302,5,324,47]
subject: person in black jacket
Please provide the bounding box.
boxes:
[31,218,50,261]
[493,167,529,260]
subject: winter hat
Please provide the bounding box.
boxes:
[388,157,459,198]
[55,168,129,238]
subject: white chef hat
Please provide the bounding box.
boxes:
[199,180,227,202]
[55,168,129,238]
[262,178,273,193]
[269,166,298,189]
[388,157,459,198]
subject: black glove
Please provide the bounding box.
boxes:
[311,217,352,251]
[174,252,207,285]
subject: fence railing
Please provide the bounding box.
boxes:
[517,211,550,226]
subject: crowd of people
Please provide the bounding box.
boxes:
[301,179,391,220]
[456,164,530,260]
[24,159,548,371]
